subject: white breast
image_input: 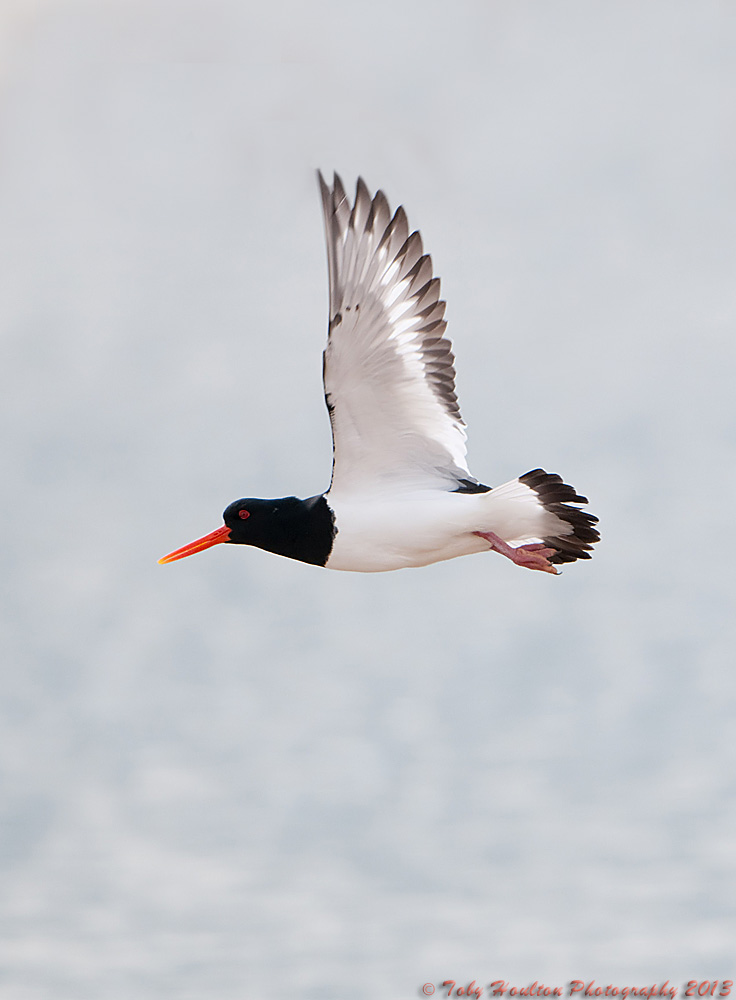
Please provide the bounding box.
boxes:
[325,494,484,572]
[324,478,575,573]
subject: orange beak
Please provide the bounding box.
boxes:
[158,525,232,564]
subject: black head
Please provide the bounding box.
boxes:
[222,497,299,547]
[159,495,336,567]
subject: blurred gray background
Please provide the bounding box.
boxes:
[1,1,735,997]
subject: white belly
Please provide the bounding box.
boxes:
[324,494,483,572]
[324,480,569,573]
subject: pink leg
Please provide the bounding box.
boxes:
[473,530,559,575]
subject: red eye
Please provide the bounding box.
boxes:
[239,509,250,520]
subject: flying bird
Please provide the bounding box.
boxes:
[159,173,599,574]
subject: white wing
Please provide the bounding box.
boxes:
[319,172,476,496]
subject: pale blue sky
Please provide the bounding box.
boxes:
[1,2,735,997]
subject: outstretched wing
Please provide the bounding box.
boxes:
[319,172,476,497]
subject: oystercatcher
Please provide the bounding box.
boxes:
[159,173,599,574]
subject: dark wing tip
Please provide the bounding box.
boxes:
[332,172,347,206]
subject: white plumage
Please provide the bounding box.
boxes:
[158,173,599,575]
[319,173,469,495]
[318,173,599,574]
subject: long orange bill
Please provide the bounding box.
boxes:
[158,525,231,564]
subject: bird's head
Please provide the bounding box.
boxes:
[158,498,273,564]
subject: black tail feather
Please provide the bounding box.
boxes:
[519,468,600,565]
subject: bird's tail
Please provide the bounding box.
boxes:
[516,468,600,564]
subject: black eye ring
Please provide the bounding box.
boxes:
[239,509,250,520]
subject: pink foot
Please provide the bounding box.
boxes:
[473,530,559,575]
